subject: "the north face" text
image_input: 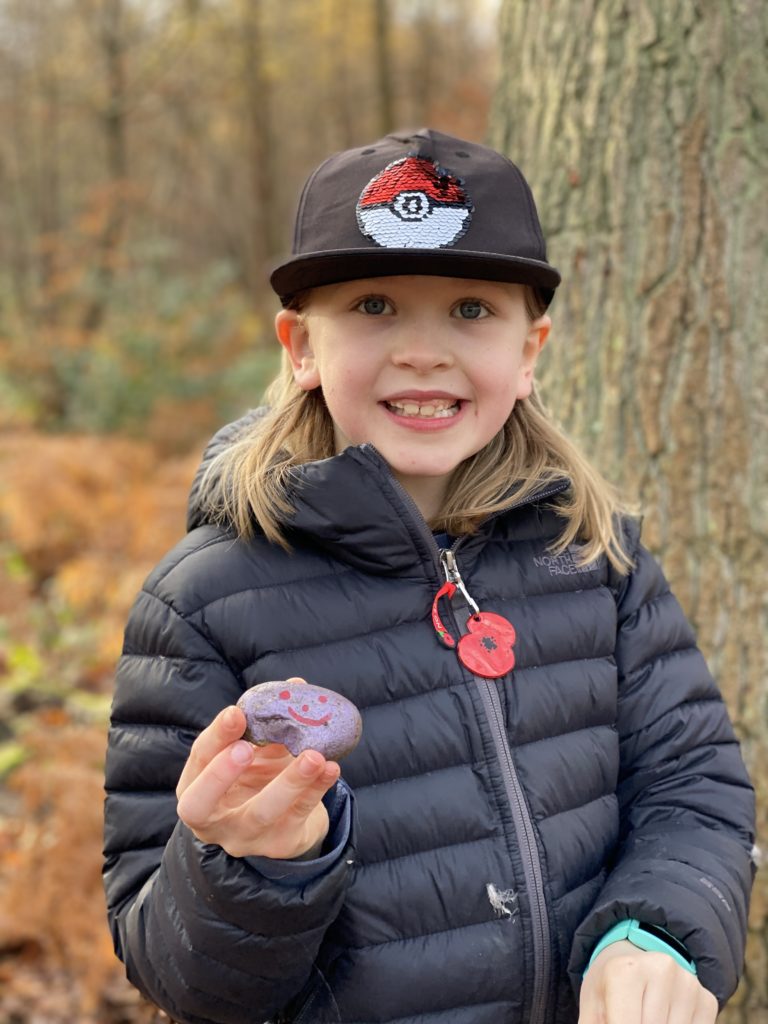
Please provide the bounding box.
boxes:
[533,546,601,576]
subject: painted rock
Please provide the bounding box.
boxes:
[237,680,362,761]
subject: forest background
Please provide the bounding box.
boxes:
[0,1,765,1022]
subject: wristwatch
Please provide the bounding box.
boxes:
[585,919,697,976]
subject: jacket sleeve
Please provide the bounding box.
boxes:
[568,524,756,1007]
[103,580,356,1024]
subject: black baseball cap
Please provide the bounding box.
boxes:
[270,128,561,307]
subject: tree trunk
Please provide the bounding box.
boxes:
[240,0,282,301]
[373,0,395,135]
[489,3,767,1021]
[81,0,129,334]
[35,50,62,327]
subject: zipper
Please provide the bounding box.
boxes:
[440,548,479,613]
[291,970,338,1024]
[439,548,552,1024]
[292,994,315,1024]
[369,451,444,575]
[358,442,569,569]
[357,445,562,1023]
[476,676,551,1024]
[469,480,573,533]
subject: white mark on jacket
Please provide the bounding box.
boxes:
[698,876,732,913]
[486,883,518,918]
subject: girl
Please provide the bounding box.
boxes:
[103,129,755,1024]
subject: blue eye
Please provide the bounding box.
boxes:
[358,297,390,315]
[454,300,488,320]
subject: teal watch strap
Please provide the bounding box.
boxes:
[584,919,697,977]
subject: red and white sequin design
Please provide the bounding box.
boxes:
[356,155,472,249]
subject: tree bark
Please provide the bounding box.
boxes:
[489,3,767,1020]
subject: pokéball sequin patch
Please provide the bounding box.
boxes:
[356,155,473,249]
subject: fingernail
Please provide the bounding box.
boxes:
[224,706,239,728]
[231,741,252,765]
[299,751,324,777]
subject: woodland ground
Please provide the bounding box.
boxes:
[0,431,204,1023]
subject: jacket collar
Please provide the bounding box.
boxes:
[285,444,440,577]
[284,444,570,577]
[186,413,570,578]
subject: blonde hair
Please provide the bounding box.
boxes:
[201,288,636,574]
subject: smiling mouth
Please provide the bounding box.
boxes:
[288,708,332,726]
[383,398,462,419]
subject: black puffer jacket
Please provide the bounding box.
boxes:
[103,414,755,1024]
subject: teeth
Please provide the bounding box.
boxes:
[386,399,460,419]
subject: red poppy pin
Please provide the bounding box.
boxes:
[431,581,517,679]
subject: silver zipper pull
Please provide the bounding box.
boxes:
[439,549,479,615]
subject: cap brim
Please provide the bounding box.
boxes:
[270,248,561,307]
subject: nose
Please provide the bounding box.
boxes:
[389,327,454,373]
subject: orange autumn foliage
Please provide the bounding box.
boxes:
[0,723,119,1003]
[0,431,199,588]
[0,431,202,676]
[0,429,208,1021]
[0,717,168,1024]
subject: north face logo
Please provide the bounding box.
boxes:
[533,545,601,576]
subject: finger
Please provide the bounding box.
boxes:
[244,751,338,830]
[286,761,341,821]
[655,958,716,1024]
[665,972,715,1024]
[252,742,296,759]
[638,957,676,1024]
[691,987,718,1024]
[176,738,254,829]
[176,705,246,796]
[577,979,604,1024]
[602,958,645,1024]
[238,744,296,786]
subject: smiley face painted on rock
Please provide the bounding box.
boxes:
[237,680,363,760]
[279,686,332,726]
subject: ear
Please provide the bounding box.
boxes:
[516,314,551,400]
[274,309,321,391]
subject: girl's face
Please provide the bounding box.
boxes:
[275,275,550,520]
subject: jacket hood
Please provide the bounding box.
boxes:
[187,408,267,532]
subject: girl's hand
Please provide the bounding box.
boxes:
[578,940,717,1024]
[175,681,341,860]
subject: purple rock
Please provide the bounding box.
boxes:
[236,680,362,761]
